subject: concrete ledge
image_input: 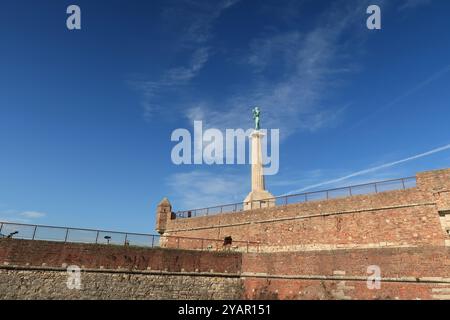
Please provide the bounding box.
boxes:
[241,272,450,284]
[0,264,241,278]
[253,243,420,253]
[2,264,448,284]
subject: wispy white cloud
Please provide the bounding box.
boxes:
[164,47,210,83]
[130,47,211,120]
[19,211,46,219]
[131,0,241,120]
[166,169,248,209]
[0,210,47,224]
[399,0,432,11]
[284,143,450,194]
[161,0,241,46]
[131,0,370,133]
[183,0,370,137]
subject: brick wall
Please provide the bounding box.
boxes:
[0,239,244,300]
[242,246,450,278]
[241,246,450,300]
[243,279,450,300]
[160,169,450,251]
[1,169,449,300]
[0,239,241,273]
[417,169,450,243]
[1,239,449,299]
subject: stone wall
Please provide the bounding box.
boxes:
[0,239,243,300]
[0,267,242,300]
[160,169,450,251]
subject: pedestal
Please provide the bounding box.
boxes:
[243,130,275,210]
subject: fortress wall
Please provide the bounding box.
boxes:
[1,169,448,300]
[0,239,242,273]
[242,247,450,278]
[0,239,243,300]
[161,169,450,251]
[241,246,450,300]
[0,267,243,300]
[1,239,450,300]
[418,169,450,242]
[243,279,450,300]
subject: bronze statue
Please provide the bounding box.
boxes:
[252,107,261,130]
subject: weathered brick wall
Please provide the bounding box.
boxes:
[241,246,450,300]
[242,246,450,278]
[1,239,450,299]
[243,279,450,300]
[0,239,241,273]
[2,169,449,300]
[161,169,450,251]
[0,239,243,300]
[417,169,450,193]
[417,169,450,244]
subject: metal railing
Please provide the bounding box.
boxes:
[175,176,417,218]
[0,221,160,247]
[0,221,260,252]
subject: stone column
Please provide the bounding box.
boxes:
[243,130,275,210]
[251,131,265,191]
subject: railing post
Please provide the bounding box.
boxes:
[326,191,329,199]
[64,228,69,243]
[220,206,223,213]
[0,222,3,235]
[285,196,288,206]
[234,203,237,212]
[32,225,37,240]
[401,178,406,190]
[95,230,100,244]
[151,235,155,247]
[349,186,352,196]
[124,233,128,245]
[206,208,209,216]
[374,183,378,193]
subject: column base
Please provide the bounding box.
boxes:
[243,190,276,211]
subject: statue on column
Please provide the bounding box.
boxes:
[244,106,274,210]
[252,107,261,130]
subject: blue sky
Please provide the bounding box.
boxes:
[0,0,449,233]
